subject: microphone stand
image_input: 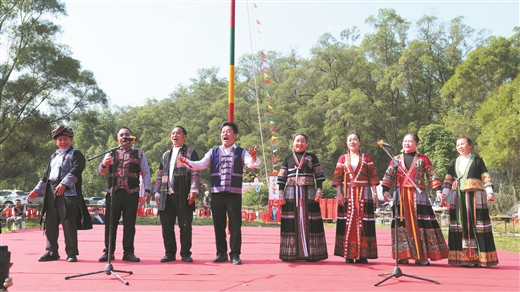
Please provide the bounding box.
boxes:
[374,145,439,286]
[65,144,133,285]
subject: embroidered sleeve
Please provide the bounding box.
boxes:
[382,156,398,189]
[422,156,442,189]
[366,154,380,186]
[442,160,456,190]
[311,153,325,183]
[331,154,346,187]
[477,157,493,188]
[277,155,289,191]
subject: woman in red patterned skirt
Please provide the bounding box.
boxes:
[381,132,448,266]
[332,132,380,264]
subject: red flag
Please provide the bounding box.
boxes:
[263,66,269,71]
[262,58,267,62]
[256,19,262,25]
[254,3,257,8]
[260,51,266,56]
[264,80,271,84]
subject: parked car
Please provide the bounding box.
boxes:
[97,198,106,205]
[87,197,105,205]
[0,190,27,205]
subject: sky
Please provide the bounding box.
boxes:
[57,0,520,107]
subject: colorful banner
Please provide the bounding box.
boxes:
[254,2,278,173]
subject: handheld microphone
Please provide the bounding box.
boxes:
[122,136,137,143]
[378,140,392,148]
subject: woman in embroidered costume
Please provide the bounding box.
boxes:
[277,133,328,262]
[332,132,380,263]
[442,136,498,267]
[382,132,448,266]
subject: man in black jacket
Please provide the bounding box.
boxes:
[154,126,199,263]
[28,125,92,263]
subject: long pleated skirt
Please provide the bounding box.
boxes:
[279,185,328,262]
[390,187,448,261]
[334,186,378,260]
[448,190,498,267]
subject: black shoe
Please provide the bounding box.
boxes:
[99,253,115,262]
[356,258,368,264]
[230,256,242,265]
[213,253,228,263]
[346,259,354,263]
[160,254,176,262]
[67,255,78,262]
[122,254,140,262]
[415,259,430,266]
[181,256,193,262]
[38,252,60,262]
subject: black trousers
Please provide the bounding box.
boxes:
[159,193,193,257]
[211,192,242,257]
[104,189,138,255]
[44,184,79,257]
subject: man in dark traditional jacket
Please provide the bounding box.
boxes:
[154,126,200,263]
[98,127,151,262]
[28,125,92,262]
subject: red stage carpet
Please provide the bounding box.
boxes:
[1,225,518,291]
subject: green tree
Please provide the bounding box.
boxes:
[242,185,268,209]
[0,0,107,188]
[417,124,457,183]
[476,74,520,200]
[441,33,520,135]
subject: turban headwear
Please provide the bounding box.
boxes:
[52,125,74,139]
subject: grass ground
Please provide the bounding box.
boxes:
[4,216,519,254]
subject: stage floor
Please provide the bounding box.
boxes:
[1,224,519,291]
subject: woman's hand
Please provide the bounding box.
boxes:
[371,187,379,208]
[279,190,286,205]
[315,189,322,202]
[487,193,495,202]
[336,187,344,206]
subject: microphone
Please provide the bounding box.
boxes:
[122,136,137,143]
[378,140,392,148]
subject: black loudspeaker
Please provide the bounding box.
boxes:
[0,245,11,291]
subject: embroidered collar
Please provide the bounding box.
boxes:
[455,154,474,180]
[344,152,362,182]
[292,151,307,169]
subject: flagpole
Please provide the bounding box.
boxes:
[228,0,235,122]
